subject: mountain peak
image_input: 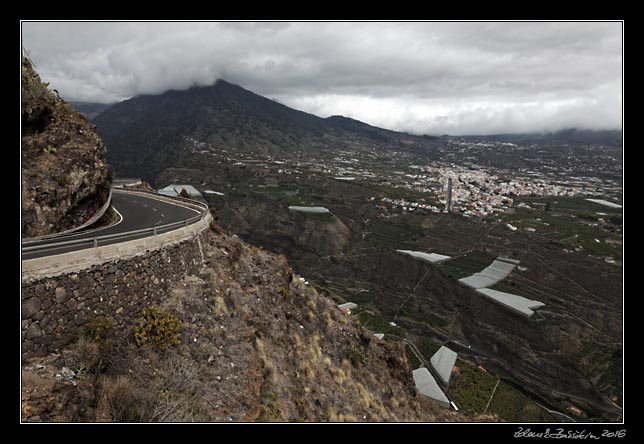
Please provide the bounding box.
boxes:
[93,81,438,182]
[325,114,376,128]
[213,78,237,87]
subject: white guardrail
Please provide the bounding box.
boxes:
[21,188,210,255]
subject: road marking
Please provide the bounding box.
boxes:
[111,206,124,229]
[114,190,203,215]
[24,204,125,246]
[24,190,206,260]
[152,207,157,212]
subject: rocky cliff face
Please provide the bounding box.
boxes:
[21,54,111,237]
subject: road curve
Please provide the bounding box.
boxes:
[22,190,203,260]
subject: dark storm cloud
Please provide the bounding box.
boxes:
[21,21,622,135]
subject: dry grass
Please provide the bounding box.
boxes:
[326,405,338,422]
[355,382,372,409]
[213,295,229,317]
[308,334,322,363]
[255,338,276,382]
[338,413,358,422]
[341,358,353,377]
[330,366,348,392]
[98,375,143,422]
[292,333,303,349]
[149,353,202,422]
[76,336,102,374]
[321,313,335,336]
[300,361,315,380]
[156,354,199,393]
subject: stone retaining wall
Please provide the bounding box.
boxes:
[22,211,212,283]
[21,232,208,359]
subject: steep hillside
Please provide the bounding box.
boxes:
[93,80,438,184]
[21,221,477,422]
[21,54,111,237]
[325,115,412,144]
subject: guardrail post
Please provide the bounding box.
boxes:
[93,237,98,248]
[154,226,157,236]
[185,220,189,227]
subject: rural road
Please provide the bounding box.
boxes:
[22,189,203,260]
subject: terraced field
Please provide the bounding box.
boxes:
[449,360,555,422]
[495,197,622,259]
[434,250,497,280]
[487,381,555,422]
[364,219,424,250]
[199,158,622,422]
[448,360,498,414]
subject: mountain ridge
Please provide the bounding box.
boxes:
[69,101,115,120]
[457,128,622,147]
[93,79,439,184]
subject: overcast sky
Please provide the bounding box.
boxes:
[21,21,622,136]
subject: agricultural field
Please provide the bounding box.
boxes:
[448,360,498,414]
[495,197,622,260]
[487,381,555,422]
[356,310,404,336]
[398,304,449,329]
[197,150,622,423]
[364,218,424,250]
[575,340,623,406]
[404,344,423,369]
[449,360,554,422]
[256,183,322,208]
[414,337,442,360]
[434,250,497,280]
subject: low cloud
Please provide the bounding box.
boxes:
[22,21,622,135]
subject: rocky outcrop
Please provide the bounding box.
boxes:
[21,54,111,237]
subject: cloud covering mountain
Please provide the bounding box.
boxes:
[22,21,622,135]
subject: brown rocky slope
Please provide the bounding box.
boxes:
[22,221,488,422]
[21,53,111,237]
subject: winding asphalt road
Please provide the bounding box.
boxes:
[22,190,202,260]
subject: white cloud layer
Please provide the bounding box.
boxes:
[21,21,622,135]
